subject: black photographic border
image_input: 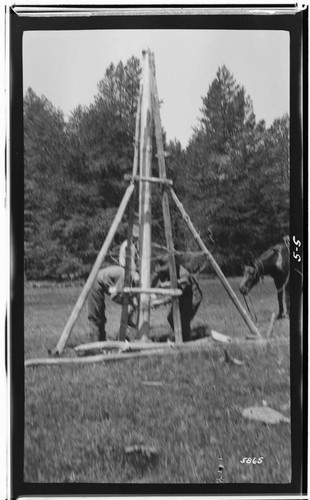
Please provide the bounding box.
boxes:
[9,4,307,497]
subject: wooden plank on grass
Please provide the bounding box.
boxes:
[74,340,174,356]
[25,348,171,367]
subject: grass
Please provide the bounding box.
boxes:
[24,277,291,484]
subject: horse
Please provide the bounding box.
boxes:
[239,237,290,319]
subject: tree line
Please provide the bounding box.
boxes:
[24,56,289,280]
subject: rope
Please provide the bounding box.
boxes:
[109,253,120,265]
[256,258,265,277]
[207,226,215,245]
[243,294,258,323]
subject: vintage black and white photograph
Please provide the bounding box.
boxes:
[9,5,305,495]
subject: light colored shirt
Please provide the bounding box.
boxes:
[97,265,125,299]
[179,265,190,280]
[119,240,138,277]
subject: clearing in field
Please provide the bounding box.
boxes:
[24,277,291,483]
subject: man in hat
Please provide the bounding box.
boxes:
[87,226,140,342]
[118,224,140,283]
[151,253,202,342]
[118,223,140,327]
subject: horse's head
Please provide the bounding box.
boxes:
[239,265,260,295]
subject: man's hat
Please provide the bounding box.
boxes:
[155,252,181,273]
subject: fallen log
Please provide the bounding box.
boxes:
[25,348,171,367]
[25,335,289,368]
[74,340,173,356]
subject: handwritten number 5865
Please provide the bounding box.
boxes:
[240,457,264,464]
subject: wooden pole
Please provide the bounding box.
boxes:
[150,52,183,343]
[26,335,285,368]
[124,174,173,185]
[53,182,135,355]
[169,188,261,338]
[119,85,142,340]
[138,50,153,338]
[118,193,136,340]
[122,287,182,296]
[74,340,174,355]
[132,81,142,178]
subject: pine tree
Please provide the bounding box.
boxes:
[24,88,69,279]
[179,66,289,273]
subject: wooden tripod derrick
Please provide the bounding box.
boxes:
[53,49,260,357]
[119,49,182,341]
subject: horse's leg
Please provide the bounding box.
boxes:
[274,277,285,319]
[285,282,290,317]
[276,290,285,319]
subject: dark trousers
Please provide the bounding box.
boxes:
[87,266,133,341]
[87,280,108,341]
[168,277,202,342]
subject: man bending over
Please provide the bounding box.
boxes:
[151,253,202,342]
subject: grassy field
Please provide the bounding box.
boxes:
[24,277,291,484]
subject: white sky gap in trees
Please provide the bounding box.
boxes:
[23,29,289,148]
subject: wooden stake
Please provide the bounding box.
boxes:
[266,313,276,338]
[170,188,261,338]
[138,50,153,338]
[150,52,183,344]
[53,182,135,355]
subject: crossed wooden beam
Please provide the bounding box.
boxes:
[53,50,260,356]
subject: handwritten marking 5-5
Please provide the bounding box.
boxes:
[292,236,301,262]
